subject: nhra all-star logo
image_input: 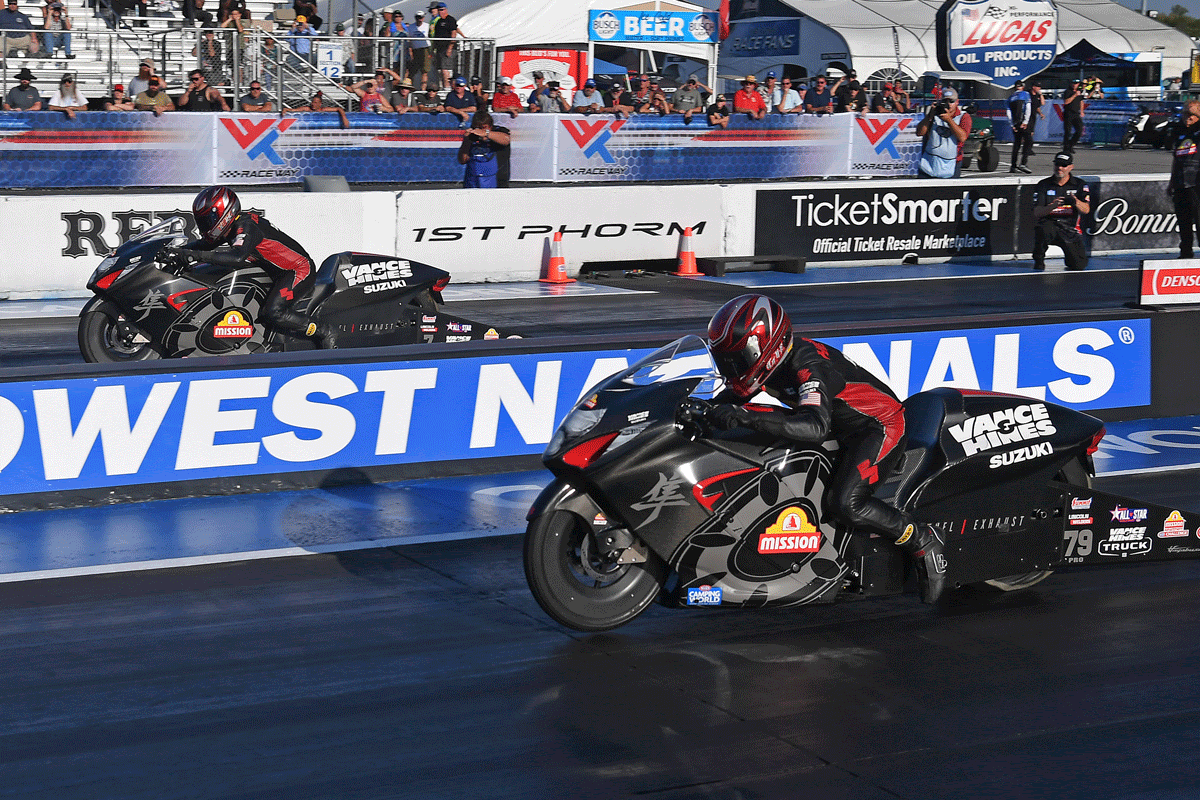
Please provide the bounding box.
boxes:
[220,117,296,165]
[856,117,914,159]
[562,118,626,163]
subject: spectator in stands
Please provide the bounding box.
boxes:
[239,81,272,112]
[870,82,907,113]
[638,78,670,115]
[490,76,521,117]
[259,36,279,88]
[469,75,489,107]
[220,7,248,77]
[706,93,730,128]
[458,109,509,188]
[135,76,174,115]
[390,80,416,112]
[630,73,651,107]
[772,76,802,114]
[602,81,633,118]
[217,0,245,24]
[177,68,228,110]
[127,58,155,97]
[1083,75,1102,99]
[1032,151,1091,271]
[758,72,776,108]
[102,83,134,110]
[183,0,212,27]
[734,75,765,120]
[1169,102,1200,258]
[1008,79,1033,174]
[1,0,39,57]
[413,85,442,114]
[3,67,40,109]
[804,75,833,114]
[285,89,348,127]
[443,74,477,121]
[672,76,706,122]
[289,15,315,62]
[47,72,86,118]
[40,2,70,58]
[408,11,430,90]
[372,67,400,107]
[916,85,970,178]
[571,78,602,113]
[535,80,569,113]
[526,71,550,112]
[430,2,462,92]
[290,0,318,29]
[834,80,865,113]
[356,17,374,73]
[389,10,410,72]
[349,76,392,112]
[1062,79,1084,154]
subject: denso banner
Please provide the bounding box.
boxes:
[1140,261,1200,305]
[824,318,1150,410]
[0,318,1149,505]
[755,183,1018,262]
[937,0,1057,89]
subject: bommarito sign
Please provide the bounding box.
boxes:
[755,185,1017,263]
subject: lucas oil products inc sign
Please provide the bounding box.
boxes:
[755,185,1016,263]
[936,0,1058,89]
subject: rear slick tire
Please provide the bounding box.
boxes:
[983,458,1092,592]
[524,508,667,632]
[78,309,161,363]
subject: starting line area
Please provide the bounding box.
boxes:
[0,415,1193,584]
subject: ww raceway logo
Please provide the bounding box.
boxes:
[856,117,914,159]
[219,117,296,165]
[561,118,626,162]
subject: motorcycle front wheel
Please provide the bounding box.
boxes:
[983,458,1092,592]
[525,507,667,632]
[78,309,162,363]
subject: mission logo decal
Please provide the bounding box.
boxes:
[212,310,254,338]
[1158,510,1190,538]
[757,506,821,554]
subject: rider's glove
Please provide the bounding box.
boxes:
[706,403,749,431]
[160,246,192,260]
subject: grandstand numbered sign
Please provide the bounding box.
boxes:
[936,0,1058,89]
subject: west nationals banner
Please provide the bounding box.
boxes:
[0,318,1149,506]
[937,0,1057,88]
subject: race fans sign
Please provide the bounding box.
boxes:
[755,184,1017,262]
[936,0,1058,88]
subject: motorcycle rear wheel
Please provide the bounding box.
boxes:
[1121,129,1136,149]
[525,508,666,632]
[78,309,162,363]
[983,458,1091,592]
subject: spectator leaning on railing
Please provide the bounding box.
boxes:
[284,90,349,128]
[135,76,174,115]
[240,81,272,112]
[490,76,521,117]
[3,67,41,110]
[733,75,765,120]
[102,83,134,110]
[177,68,229,111]
[47,71,86,118]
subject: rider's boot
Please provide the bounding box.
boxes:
[897,522,948,604]
[270,308,335,349]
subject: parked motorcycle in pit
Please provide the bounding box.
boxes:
[524,336,1200,631]
[79,216,515,362]
[1121,106,1180,149]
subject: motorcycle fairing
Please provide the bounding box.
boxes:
[1055,485,1200,567]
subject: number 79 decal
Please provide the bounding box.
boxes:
[1063,529,1094,561]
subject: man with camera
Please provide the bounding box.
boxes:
[915,86,970,178]
[457,109,509,188]
[1031,151,1091,271]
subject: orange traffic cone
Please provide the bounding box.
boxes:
[673,226,699,276]
[540,230,576,284]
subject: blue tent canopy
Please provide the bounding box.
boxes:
[593,58,628,75]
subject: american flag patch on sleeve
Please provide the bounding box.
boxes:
[800,390,822,406]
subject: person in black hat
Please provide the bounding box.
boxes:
[706,92,730,128]
[1031,152,1091,271]
[3,66,42,109]
[1169,101,1200,258]
[1062,79,1084,154]
[602,81,633,117]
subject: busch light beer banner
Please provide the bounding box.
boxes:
[0,111,918,189]
[588,9,719,43]
[937,0,1058,89]
[0,318,1150,507]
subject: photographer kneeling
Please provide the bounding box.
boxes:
[916,87,970,178]
[1030,152,1091,271]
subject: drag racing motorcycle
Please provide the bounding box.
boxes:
[1121,105,1179,149]
[80,216,514,362]
[525,336,1200,631]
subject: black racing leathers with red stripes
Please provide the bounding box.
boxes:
[187,211,318,339]
[728,337,912,540]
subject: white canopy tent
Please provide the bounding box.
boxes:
[460,0,719,89]
[718,0,1195,92]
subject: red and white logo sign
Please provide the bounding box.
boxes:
[213,309,254,338]
[1140,261,1200,305]
[757,506,821,554]
[1157,510,1190,538]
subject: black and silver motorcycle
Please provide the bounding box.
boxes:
[80,216,514,362]
[1121,105,1180,149]
[524,335,1200,631]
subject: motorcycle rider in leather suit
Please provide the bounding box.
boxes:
[165,186,336,348]
[703,294,948,603]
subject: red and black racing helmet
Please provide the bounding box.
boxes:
[706,294,793,400]
[192,185,241,244]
